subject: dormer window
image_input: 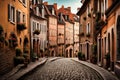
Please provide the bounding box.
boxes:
[36,7,39,16]
[42,5,44,18]
[52,8,55,15]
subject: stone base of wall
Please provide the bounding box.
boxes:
[0,47,15,76]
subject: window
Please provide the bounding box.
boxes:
[87,4,90,15]
[52,8,55,15]
[86,23,90,34]
[22,0,26,5]
[36,7,39,16]
[8,4,15,22]
[16,10,21,23]
[23,13,26,23]
[33,21,36,31]
[104,0,108,11]
[37,23,39,30]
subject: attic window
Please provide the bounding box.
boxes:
[52,8,55,15]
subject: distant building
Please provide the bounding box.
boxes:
[73,14,79,57]
[58,6,74,57]
[44,2,58,57]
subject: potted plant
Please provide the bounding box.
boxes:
[78,52,83,60]
[15,48,22,56]
[23,53,29,67]
[105,53,110,69]
[79,32,84,36]
[86,33,90,37]
[33,30,40,35]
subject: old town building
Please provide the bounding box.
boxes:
[58,6,74,57]
[77,0,94,61]
[30,0,47,58]
[44,2,58,57]
[0,0,30,75]
[73,14,80,57]
[57,12,65,57]
[94,0,120,77]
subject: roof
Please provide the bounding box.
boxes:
[105,0,120,17]
[76,0,90,16]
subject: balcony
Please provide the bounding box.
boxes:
[96,19,107,30]
[17,23,26,31]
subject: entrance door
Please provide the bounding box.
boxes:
[86,43,89,60]
[70,49,72,57]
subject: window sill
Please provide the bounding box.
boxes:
[9,20,15,25]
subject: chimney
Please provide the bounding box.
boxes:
[67,7,71,11]
[77,8,80,11]
[53,3,57,11]
[62,5,64,9]
[44,2,48,5]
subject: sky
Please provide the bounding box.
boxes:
[43,0,82,14]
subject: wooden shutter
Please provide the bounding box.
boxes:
[8,4,10,21]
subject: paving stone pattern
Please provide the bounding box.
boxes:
[21,58,103,80]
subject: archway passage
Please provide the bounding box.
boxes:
[117,15,120,61]
[51,50,54,57]
[70,49,72,57]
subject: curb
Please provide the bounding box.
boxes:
[71,58,119,80]
[4,58,47,80]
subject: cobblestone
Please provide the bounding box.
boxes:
[21,58,103,80]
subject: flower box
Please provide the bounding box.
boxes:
[33,30,40,35]
[86,33,90,37]
[17,23,26,31]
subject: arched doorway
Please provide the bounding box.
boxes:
[23,36,29,53]
[111,29,115,71]
[117,15,120,61]
[86,43,89,60]
[51,50,54,57]
[106,33,110,68]
[70,49,72,57]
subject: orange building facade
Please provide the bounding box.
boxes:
[95,0,120,77]
[0,0,30,75]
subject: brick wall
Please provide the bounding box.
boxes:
[0,47,15,75]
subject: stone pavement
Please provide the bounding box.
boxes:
[72,58,119,80]
[0,57,47,80]
[20,58,104,80]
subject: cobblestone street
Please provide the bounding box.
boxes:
[20,58,103,80]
